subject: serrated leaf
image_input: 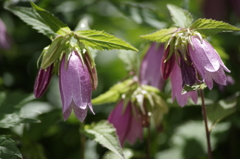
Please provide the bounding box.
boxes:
[140,28,177,42]
[0,113,39,128]
[92,79,135,105]
[5,6,56,38]
[207,92,239,131]
[167,4,193,28]
[190,19,240,37]
[82,121,125,159]
[0,136,22,159]
[75,30,138,51]
[30,1,71,35]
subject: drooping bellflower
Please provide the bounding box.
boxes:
[140,42,165,89]
[59,51,94,122]
[161,31,230,106]
[108,100,143,146]
[0,19,11,50]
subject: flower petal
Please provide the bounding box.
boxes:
[170,61,198,107]
[189,37,221,77]
[140,43,165,89]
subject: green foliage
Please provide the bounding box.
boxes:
[5,6,56,38]
[167,4,193,28]
[190,19,240,37]
[140,27,177,42]
[207,92,238,131]
[0,136,22,159]
[82,121,125,159]
[75,30,138,51]
[30,2,71,36]
[92,79,135,105]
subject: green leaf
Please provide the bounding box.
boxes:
[75,30,138,51]
[167,4,193,28]
[140,28,177,43]
[207,92,238,131]
[0,113,39,128]
[190,19,240,37]
[92,79,135,105]
[111,1,167,29]
[0,136,22,159]
[40,36,65,69]
[82,121,125,159]
[5,6,56,38]
[30,1,71,35]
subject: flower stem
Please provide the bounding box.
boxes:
[199,89,212,159]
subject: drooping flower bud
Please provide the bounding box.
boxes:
[59,51,94,122]
[34,64,53,98]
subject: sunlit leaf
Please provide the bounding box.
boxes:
[75,30,138,51]
[82,121,125,159]
[30,1,71,35]
[190,19,240,37]
[140,28,177,43]
[167,4,193,28]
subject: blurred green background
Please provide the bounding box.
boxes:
[0,0,240,159]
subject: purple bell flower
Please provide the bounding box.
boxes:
[0,19,11,50]
[34,64,53,98]
[108,100,143,146]
[59,51,94,122]
[189,36,230,90]
[140,43,165,89]
[170,60,198,107]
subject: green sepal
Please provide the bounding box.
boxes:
[30,1,71,36]
[40,36,66,69]
[190,18,240,37]
[182,83,207,94]
[140,28,177,43]
[75,30,138,51]
[167,4,194,28]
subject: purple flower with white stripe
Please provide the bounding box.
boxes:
[59,51,94,122]
[0,19,11,50]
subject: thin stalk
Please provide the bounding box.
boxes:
[199,89,212,159]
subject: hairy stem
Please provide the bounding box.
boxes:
[199,89,212,159]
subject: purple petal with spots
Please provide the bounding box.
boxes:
[108,101,143,146]
[170,61,198,107]
[140,42,165,89]
[59,51,94,121]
